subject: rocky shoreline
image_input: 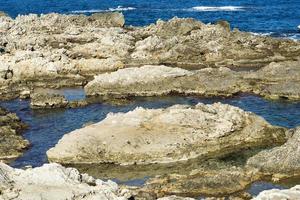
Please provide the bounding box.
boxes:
[0,107,28,162]
[0,13,300,101]
[1,11,300,200]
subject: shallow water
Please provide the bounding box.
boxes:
[1,89,300,168]
[2,89,300,196]
[0,0,299,40]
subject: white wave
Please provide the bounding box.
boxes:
[108,6,136,12]
[71,9,105,13]
[250,32,273,36]
[298,25,300,30]
[71,6,136,14]
[190,6,245,12]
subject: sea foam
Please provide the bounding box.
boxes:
[190,6,245,12]
[71,6,136,14]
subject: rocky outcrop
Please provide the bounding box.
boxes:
[246,127,300,180]
[0,162,132,200]
[30,92,69,109]
[246,59,300,100]
[0,107,28,162]
[47,103,286,165]
[129,17,300,68]
[253,185,300,200]
[30,90,88,109]
[85,59,300,100]
[84,65,247,98]
[0,14,300,100]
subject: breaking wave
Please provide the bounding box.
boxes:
[71,6,136,14]
[189,6,246,12]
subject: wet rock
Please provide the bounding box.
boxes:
[85,65,247,98]
[0,162,131,200]
[30,92,68,109]
[247,127,300,180]
[138,166,256,198]
[47,103,286,165]
[0,107,29,162]
[253,185,300,200]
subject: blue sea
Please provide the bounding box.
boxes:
[0,0,299,40]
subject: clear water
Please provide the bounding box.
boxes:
[2,89,300,196]
[0,0,299,39]
[1,89,300,168]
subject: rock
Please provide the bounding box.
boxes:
[247,59,300,100]
[247,127,300,180]
[30,90,89,109]
[0,11,8,17]
[138,164,256,198]
[85,65,247,98]
[253,185,300,200]
[91,12,125,27]
[157,196,195,200]
[19,90,31,99]
[30,92,68,109]
[0,107,29,162]
[0,162,131,200]
[1,14,300,100]
[47,103,286,165]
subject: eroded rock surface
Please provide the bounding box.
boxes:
[47,103,286,165]
[86,59,300,100]
[0,13,300,100]
[247,127,300,180]
[84,65,247,98]
[30,89,88,109]
[0,107,28,162]
[0,162,132,200]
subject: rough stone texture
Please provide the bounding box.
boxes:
[30,90,88,109]
[138,165,257,198]
[85,65,247,98]
[0,107,28,162]
[47,103,286,165]
[0,14,300,100]
[246,59,300,100]
[30,92,68,109]
[253,185,300,200]
[247,127,300,180]
[0,162,131,200]
[129,17,300,68]
[86,59,300,100]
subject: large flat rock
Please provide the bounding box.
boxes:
[47,103,286,165]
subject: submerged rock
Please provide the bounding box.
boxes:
[253,185,300,200]
[0,107,28,162]
[247,127,300,180]
[47,103,286,165]
[0,162,131,200]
